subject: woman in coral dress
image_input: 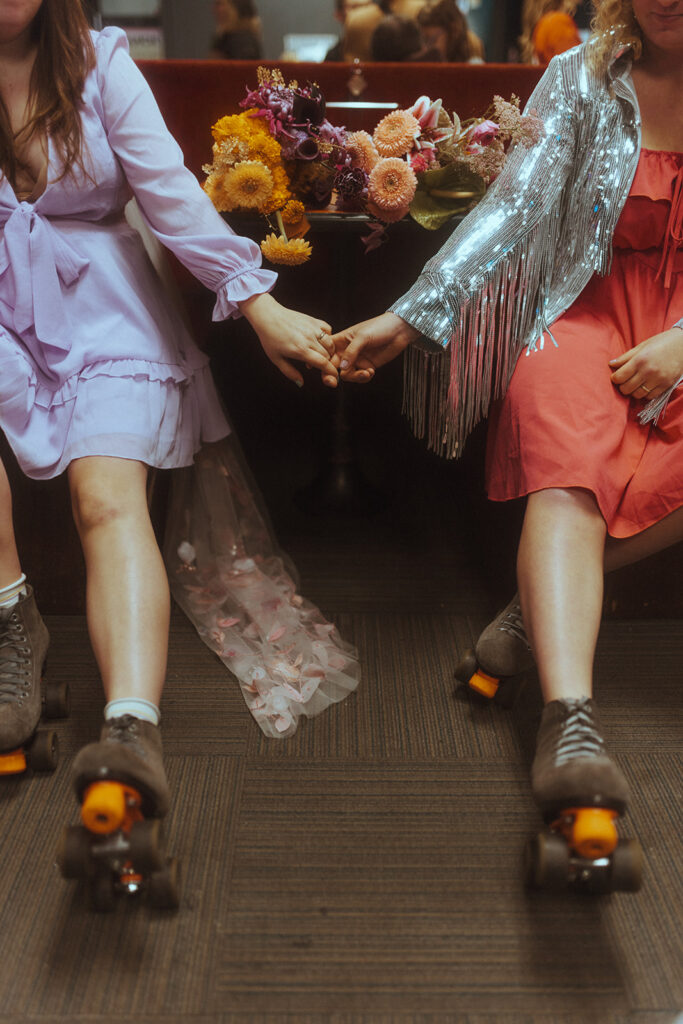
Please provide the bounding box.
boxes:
[331,0,683,870]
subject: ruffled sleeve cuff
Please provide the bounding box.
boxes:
[212,268,278,322]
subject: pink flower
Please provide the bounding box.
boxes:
[409,152,430,173]
[406,95,453,145]
[467,119,500,147]
[407,95,441,130]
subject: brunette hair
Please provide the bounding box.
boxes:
[230,0,258,18]
[519,0,579,62]
[417,0,472,62]
[0,0,95,188]
[588,0,643,72]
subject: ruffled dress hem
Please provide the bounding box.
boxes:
[5,356,229,480]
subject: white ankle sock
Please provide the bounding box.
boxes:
[104,698,160,727]
[0,573,27,609]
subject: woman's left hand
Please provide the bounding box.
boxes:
[239,292,338,388]
[609,327,683,401]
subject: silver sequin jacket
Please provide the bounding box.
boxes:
[392,43,683,458]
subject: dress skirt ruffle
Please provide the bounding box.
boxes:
[0,352,229,480]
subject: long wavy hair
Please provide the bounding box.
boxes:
[519,0,579,62]
[0,0,95,189]
[588,0,643,72]
[417,0,473,62]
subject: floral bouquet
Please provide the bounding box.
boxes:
[203,67,544,265]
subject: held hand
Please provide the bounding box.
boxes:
[331,312,421,383]
[609,328,683,401]
[238,292,338,388]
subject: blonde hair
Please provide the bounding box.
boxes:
[587,0,643,74]
[519,0,579,62]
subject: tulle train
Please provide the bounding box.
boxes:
[163,435,360,737]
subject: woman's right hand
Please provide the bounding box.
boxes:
[331,312,421,383]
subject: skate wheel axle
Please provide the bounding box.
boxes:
[554,806,618,859]
[468,669,500,700]
[81,781,143,835]
[0,748,27,775]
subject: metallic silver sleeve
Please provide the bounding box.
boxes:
[391,44,641,458]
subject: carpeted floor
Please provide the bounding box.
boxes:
[0,600,680,1024]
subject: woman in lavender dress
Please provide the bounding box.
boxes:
[0,0,358,831]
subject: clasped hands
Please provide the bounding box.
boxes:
[242,293,683,400]
[240,293,420,389]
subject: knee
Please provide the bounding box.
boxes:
[70,480,141,536]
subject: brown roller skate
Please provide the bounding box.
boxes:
[525,698,643,893]
[0,587,69,777]
[57,715,179,910]
[455,594,534,704]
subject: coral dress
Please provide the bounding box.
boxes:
[486,148,683,538]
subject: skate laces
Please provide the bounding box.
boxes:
[497,604,530,648]
[0,612,30,704]
[553,700,606,766]
[105,715,141,743]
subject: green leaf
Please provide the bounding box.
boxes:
[410,162,486,230]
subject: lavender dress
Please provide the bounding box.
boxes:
[0,28,360,737]
[0,26,276,480]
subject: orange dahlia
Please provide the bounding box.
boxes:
[346,131,380,173]
[367,157,417,218]
[373,110,420,158]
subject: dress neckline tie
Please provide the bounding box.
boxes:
[656,164,683,290]
[0,200,90,355]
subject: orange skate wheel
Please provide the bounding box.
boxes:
[82,780,128,834]
[568,807,618,859]
[0,749,27,775]
[469,670,500,700]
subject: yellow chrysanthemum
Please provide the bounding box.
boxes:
[246,132,283,170]
[212,110,271,146]
[222,161,274,211]
[281,200,306,226]
[260,233,312,266]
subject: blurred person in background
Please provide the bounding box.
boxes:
[519,0,581,64]
[325,0,378,61]
[210,0,262,60]
[417,0,485,62]
[370,13,441,60]
[339,0,428,61]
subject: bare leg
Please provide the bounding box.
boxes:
[68,456,169,706]
[604,505,683,572]
[0,457,22,587]
[517,488,606,704]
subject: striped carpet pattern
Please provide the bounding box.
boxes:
[0,605,680,1024]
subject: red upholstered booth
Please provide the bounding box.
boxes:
[137,59,545,181]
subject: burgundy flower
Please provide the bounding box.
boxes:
[292,86,326,127]
[334,166,368,210]
[296,137,320,161]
